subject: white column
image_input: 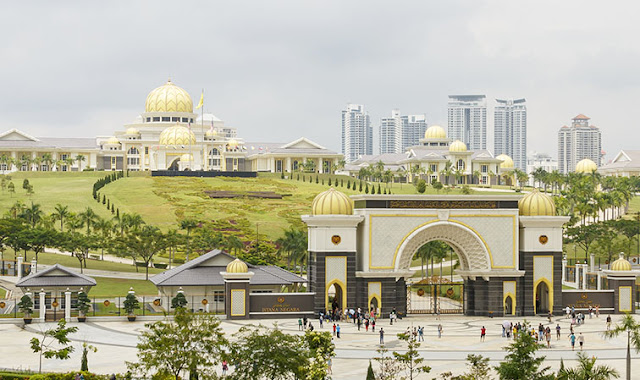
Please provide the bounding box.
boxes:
[17,256,23,279]
[64,289,71,320]
[39,290,46,322]
[581,264,588,289]
[590,254,595,273]
[562,258,567,282]
[597,271,602,290]
[574,263,580,285]
[286,157,291,173]
[30,258,37,273]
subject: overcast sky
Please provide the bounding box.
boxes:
[1,1,638,162]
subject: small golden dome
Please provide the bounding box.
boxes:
[205,128,218,137]
[180,153,193,162]
[105,136,120,145]
[125,127,140,136]
[449,140,467,152]
[145,80,193,113]
[228,139,239,149]
[226,258,248,273]
[496,154,514,169]
[424,125,447,139]
[575,158,597,173]
[611,255,632,271]
[519,189,556,216]
[312,188,353,215]
[159,124,196,146]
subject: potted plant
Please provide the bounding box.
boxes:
[123,289,140,322]
[18,294,33,324]
[77,290,90,322]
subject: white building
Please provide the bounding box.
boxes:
[557,114,602,173]
[494,98,527,171]
[447,95,487,151]
[379,109,402,154]
[599,150,640,177]
[401,114,428,152]
[342,104,372,162]
[526,151,558,186]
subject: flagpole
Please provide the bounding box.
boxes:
[201,88,204,171]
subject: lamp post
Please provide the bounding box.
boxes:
[441,258,444,280]
[450,256,454,282]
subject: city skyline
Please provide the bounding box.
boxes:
[1,2,638,164]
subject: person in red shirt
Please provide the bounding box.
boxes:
[480,326,486,341]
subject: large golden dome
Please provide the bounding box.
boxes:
[496,154,514,169]
[424,125,447,139]
[519,189,556,216]
[575,158,597,174]
[226,258,248,273]
[449,140,467,152]
[159,125,196,146]
[145,80,193,113]
[312,188,353,215]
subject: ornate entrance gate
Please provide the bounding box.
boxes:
[407,278,464,314]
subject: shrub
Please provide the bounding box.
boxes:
[416,179,427,194]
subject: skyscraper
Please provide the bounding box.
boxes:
[379,110,428,154]
[557,114,602,173]
[494,98,527,171]
[401,114,428,151]
[380,109,402,154]
[342,104,372,162]
[447,95,487,150]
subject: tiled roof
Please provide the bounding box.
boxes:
[16,264,97,288]
[573,114,590,120]
[0,137,97,150]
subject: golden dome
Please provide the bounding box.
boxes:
[424,125,447,139]
[105,137,120,145]
[312,188,353,215]
[159,124,196,146]
[125,127,140,136]
[519,189,556,216]
[496,154,514,169]
[575,158,597,173]
[449,140,467,152]
[180,153,194,162]
[205,128,218,137]
[611,253,632,271]
[145,80,193,113]
[228,139,239,149]
[226,258,248,273]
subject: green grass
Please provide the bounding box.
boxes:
[90,277,157,297]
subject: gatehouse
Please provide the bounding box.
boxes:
[302,188,570,317]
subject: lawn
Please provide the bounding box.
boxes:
[90,277,158,297]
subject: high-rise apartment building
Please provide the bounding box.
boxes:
[557,114,602,173]
[494,98,527,171]
[342,104,372,162]
[380,109,402,154]
[379,110,428,154]
[401,114,428,151]
[447,95,487,150]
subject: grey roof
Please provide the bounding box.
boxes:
[0,137,97,150]
[600,150,640,170]
[151,250,305,287]
[16,264,97,288]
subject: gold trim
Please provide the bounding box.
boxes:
[619,286,632,312]
[230,289,246,316]
[325,256,348,311]
[367,281,382,317]
[503,281,516,316]
[533,255,554,314]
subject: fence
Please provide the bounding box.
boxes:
[0,295,225,320]
[0,260,31,277]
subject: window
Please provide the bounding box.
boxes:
[481,176,488,185]
[190,118,194,123]
[0,164,6,171]
[181,117,188,122]
[127,157,140,166]
[144,146,149,154]
[292,160,299,171]
[153,117,160,122]
[430,164,437,173]
[41,165,48,172]
[481,165,488,173]
[127,147,140,155]
[172,117,179,122]
[61,154,68,160]
[146,117,150,122]
[210,148,219,156]
[209,158,221,167]
[161,117,170,122]
[457,159,465,170]
[213,291,224,303]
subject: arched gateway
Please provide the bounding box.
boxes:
[302,189,569,317]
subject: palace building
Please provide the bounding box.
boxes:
[0,80,341,174]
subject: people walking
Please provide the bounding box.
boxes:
[606,315,612,331]
[336,324,341,338]
[556,324,561,340]
[379,328,385,344]
[480,326,486,341]
[332,323,336,336]
[577,332,584,350]
[418,326,424,342]
[222,360,228,376]
[298,318,303,331]
[569,332,576,351]
[327,357,332,374]
[438,324,443,338]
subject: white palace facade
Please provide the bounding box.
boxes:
[0,80,341,174]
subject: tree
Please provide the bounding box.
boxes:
[77,290,91,319]
[373,345,402,380]
[123,290,140,316]
[171,291,188,309]
[495,322,553,380]
[366,361,375,380]
[18,293,33,318]
[128,308,227,380]
[78,207,98,235]
[556,351,619,380]
[80,342,97,372]
[392,332,430,380]
[20,202,43,227]
[52,204,70,232]
[30,318,78,373]
[416,179,426,194]
[604,314,640,380]
[432,180,443,193]
[180,219,199,261]
[21,226,57,263]
[117,225,167,280]
[458,354,491,380]
[7,181,15,197]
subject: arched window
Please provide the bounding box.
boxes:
[457,159,465,171]
[127,147,140,155]
[209,148,220,156]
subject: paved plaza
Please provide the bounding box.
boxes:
[2,313,640,379]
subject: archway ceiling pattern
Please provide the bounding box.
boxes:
[398,223,491,271]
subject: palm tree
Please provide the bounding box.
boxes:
[20,202,43,227]
[224,235,244,256]
[180,219,199,261]
[604,314,640,380]
[557,352,619,379]
[41,153,53,171]
[93,217,112,260]
[52,204,70,232]
[78,207,98,235]
[75,154,86,171]
[472,170,481,185]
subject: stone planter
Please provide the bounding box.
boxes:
[127,315,137,322]
[23,318,32,324]
[78,316,87,322]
